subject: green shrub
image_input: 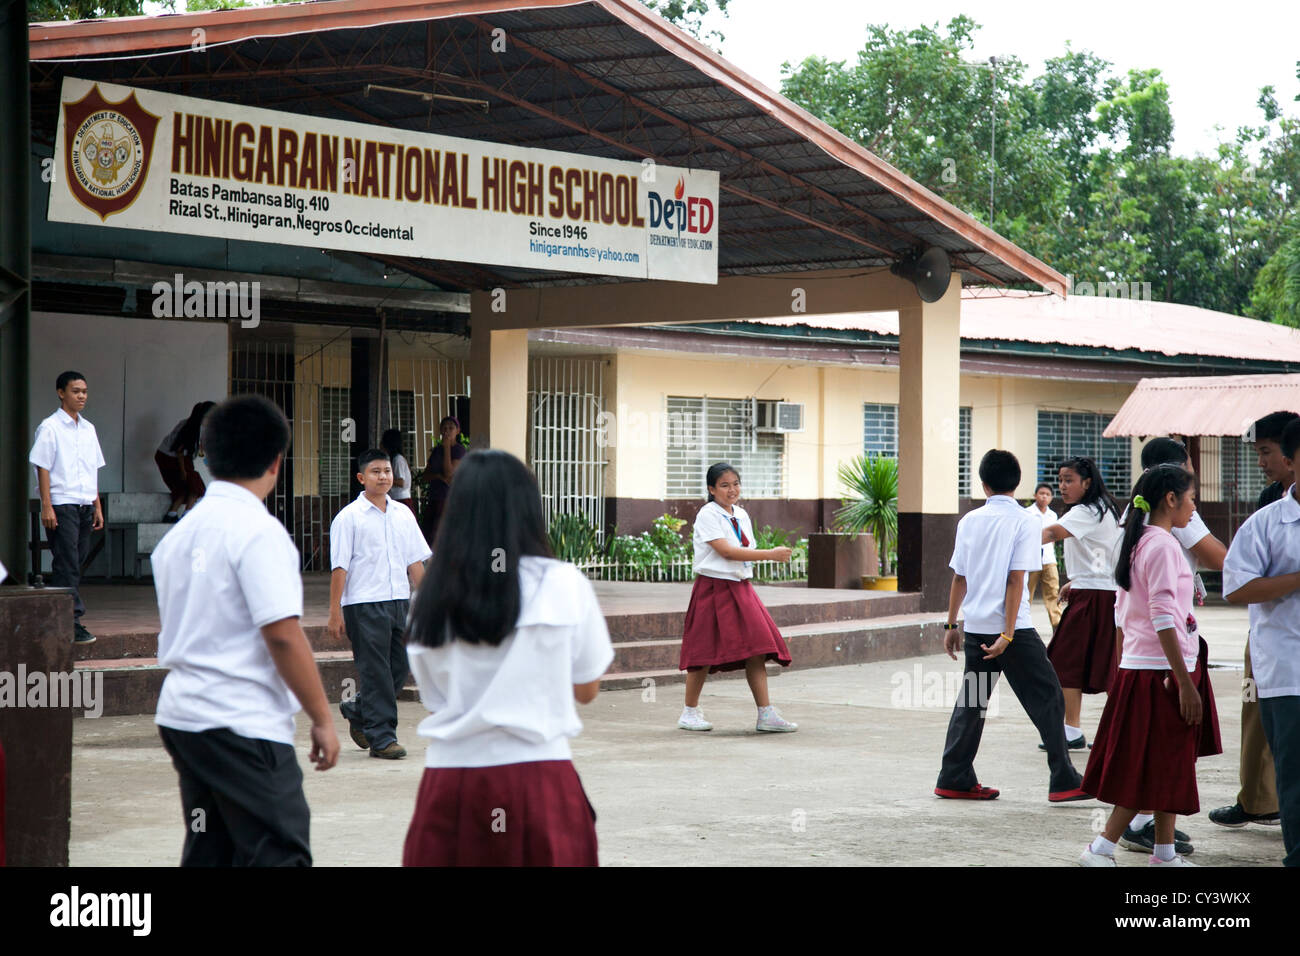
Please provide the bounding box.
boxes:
[548,513,599,564]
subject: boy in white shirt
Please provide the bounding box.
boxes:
[328,448,431,759]
[1024,483,1062,630]
[935,450,1089,804]
[1224,419,1300,867]
[28,371,106,644]
[153,395,340,866]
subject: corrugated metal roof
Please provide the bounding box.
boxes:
[732,289,1300,364]
[27,0,1064,291]
[1104,374,1300,437]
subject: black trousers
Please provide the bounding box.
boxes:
[340,599,410,749]
[46,503,94,621]
[1260,695,1300,867]
[937,628,1082,794]
[159,726,311,867]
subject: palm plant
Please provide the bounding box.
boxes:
[833,453,899,577]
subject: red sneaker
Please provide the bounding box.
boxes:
[1049,787,1093,803]
[934,784,1000,800]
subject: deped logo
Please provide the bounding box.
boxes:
[648,176,714,237]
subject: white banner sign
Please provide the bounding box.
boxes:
[48,78,719,285]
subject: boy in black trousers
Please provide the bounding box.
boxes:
[935,449,1090,803]
[153,395,340,866]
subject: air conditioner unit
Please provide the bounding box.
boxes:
[754,400,804,433]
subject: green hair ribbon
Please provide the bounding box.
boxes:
[1132,494,1150,513]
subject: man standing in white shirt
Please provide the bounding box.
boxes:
[328,449,431,759]
[1025,483,1062,631]
[28,371,106,645]
[153,395,340,866]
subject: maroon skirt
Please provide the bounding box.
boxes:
[680,575,792,673]
[1081,656,1221,816]
[403,759,598,867]
[1047,588,1117,694]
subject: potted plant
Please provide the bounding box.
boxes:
[833,453,899,590]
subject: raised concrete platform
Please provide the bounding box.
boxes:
[70,576,942,716]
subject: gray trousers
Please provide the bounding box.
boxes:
[937,628,1082,794]
[340,599,410,749]
[46,503,95,621]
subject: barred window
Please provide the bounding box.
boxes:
[1037,411,1131,494]
[1220,435,1269,503]
[862,402,899,458]
[665,396,784,498]
[958,406,972,497]
[862,402,971,494]
[320,386,352,496]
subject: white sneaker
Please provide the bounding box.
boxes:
[756,706,798,733]
[1149,854,1198,867]
[1078,846,1117,867]
[677,708,713,731]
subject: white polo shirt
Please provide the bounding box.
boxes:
[407,556,615,768]
[1054,502,1121,591]
[1025,502,1058,565]
[153,481,305,744]
[330,492,431,606]
[28,408,106,506]
[1224,487,1300,698]
[950,494,1040,634]
[693,501,755,581]
[389,454,412,501]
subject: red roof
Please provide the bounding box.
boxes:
[740,289,1300,364]
[1104,374,1300,438]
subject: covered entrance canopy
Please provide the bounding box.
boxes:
[24,0,1066,606]
[1104,374,1300,438]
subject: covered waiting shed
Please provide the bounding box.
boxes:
[1105,373,1300,536]
[10,0,1067,607]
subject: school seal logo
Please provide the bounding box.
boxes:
[62,84,160,221]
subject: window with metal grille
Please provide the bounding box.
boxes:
[862,403,898,458]
[320,386,352,496]
[386,389,417,463]
[666,397,784,498]
[1221,435,1269,503]
[862,402,972,494]
[958,406,972,497]
[1036,411,1131,494]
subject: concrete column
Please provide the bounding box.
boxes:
[468,293,528,458]
[897,275,962,610]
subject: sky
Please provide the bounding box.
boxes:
[699,0,1300,158]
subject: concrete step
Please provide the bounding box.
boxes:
[73,611,947,718]
[105,492,172,523]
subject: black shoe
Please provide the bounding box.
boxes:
[1039,734,1087,751]
[73,623,96,645]
[1209,803,1281,828]
[1119,821,1193,855]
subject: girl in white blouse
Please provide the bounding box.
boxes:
[677,462,798,734]
[402,450,614,866]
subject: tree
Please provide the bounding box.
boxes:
[28,0,163,19]
[640,0,729,43]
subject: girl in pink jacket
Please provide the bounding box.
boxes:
[1078,464,1221,867]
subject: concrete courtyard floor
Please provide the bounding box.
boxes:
[70,602,1285,867]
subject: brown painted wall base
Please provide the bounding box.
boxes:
[898,513,960,613]
[0,588,74,866]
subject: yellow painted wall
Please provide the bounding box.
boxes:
[606,348,1138,501]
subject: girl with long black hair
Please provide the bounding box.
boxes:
[1041,456,1122,747]
[1079,464,1221,866]
[402,450,613,866]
